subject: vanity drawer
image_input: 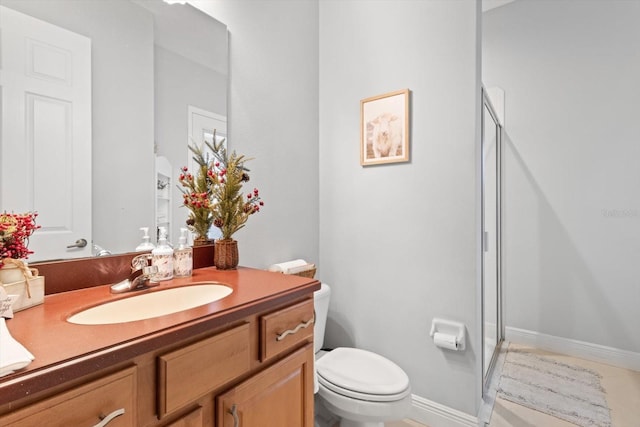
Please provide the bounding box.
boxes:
[158,323,250,417]
[0,366,137,427]
[260,298,314,362]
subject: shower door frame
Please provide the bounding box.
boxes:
[481,86,504,393]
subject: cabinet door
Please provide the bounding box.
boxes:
[217,344,314,427]
[0,366,136,427]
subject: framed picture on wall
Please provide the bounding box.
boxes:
[360,89,410,166]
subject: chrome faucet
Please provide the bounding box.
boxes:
[110,254,159,293]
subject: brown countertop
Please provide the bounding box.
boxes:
[0,266,320,405]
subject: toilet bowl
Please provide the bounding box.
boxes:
[314,283,412,427]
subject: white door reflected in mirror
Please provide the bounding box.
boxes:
[0,6,92,261]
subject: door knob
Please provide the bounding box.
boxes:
[67,238,88,249]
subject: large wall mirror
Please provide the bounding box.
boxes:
[0,0,228,261]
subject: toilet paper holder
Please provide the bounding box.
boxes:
[429,318,466,351]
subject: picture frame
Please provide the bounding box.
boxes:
[360,89,410,166]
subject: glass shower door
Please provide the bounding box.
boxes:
[482,90,502,385]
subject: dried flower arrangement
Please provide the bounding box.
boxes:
[178,132,263,244]
[208,139,263,241]
[0,212,40,267]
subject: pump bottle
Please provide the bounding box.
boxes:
[135,227,156,252]
[173,228,193,277]
[151,227,173,281]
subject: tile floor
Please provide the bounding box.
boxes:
[386,344,640,427]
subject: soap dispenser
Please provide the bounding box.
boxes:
[173,228,193,277]
[151,227,173,281]
[135,227,156,252]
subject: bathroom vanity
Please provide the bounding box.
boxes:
[0,267,320,426]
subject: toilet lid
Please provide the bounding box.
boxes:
[316,347,410,401]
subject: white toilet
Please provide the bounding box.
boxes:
[314,283,412,427]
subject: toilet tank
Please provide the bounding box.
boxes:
[313,283,331,353]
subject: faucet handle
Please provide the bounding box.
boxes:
[131,254,152,271]
[141,265,159,277]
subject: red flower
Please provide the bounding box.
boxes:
[0,212,40,264]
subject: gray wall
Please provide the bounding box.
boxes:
[319,0,482,416]
[483,1,640,352]
[207,0,483,417]
[196,0,320,269]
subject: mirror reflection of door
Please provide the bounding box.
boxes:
[187,106,227,242]
[482,95,501,382]
[0,6,92,261]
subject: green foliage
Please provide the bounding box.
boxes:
[206,138,262,240]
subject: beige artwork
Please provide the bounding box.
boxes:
[361,89,410,166]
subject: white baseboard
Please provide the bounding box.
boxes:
[410,394,479,427]
[505,326,640,372]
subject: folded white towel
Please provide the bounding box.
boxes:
[286,263,315,275]
[0,318,34,377]
[267,259,309,274]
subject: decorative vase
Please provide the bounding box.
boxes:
[0,259,31,284]
[193,236,214,247]
[214,239,239,270]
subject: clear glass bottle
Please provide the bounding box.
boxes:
[173,228,193,277]
[151,227,173,281]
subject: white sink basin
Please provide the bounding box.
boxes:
[67,284,233,325]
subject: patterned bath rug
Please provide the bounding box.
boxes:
[496,346,611,427]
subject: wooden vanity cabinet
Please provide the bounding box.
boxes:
[0,295,316,427]
[166,297,315,427]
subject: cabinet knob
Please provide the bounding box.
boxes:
[228,404,239,427]
[93,408,125,427]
